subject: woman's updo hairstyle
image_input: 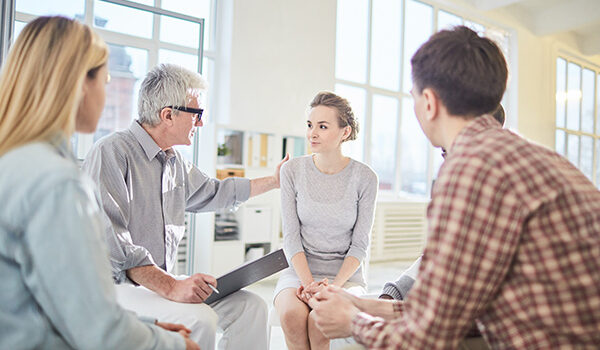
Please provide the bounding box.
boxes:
[310,91,359,142]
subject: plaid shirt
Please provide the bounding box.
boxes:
[352,115,600,349]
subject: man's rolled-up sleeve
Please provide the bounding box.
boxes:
[184,161,251,212]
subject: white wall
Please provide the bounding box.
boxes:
[214,0,600,151]
[215,0,336,136]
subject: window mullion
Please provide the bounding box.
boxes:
[363,0,373,169]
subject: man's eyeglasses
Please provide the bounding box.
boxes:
[166,106,204,122]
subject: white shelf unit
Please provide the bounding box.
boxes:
[191,123,307,276]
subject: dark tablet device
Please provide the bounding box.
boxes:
[204,248,288,304]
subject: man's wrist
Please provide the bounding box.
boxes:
[351,293,367,311]
[270,175,279,189]
[162,275,179,299]
[129,265,177,299]
[349,310,367,340]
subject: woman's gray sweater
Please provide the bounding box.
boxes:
[280,155,378,285]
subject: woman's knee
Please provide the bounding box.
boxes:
[279,304,309,331]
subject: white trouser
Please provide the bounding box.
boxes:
[115,284,268,350]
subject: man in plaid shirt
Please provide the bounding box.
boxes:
[309,26,600,349]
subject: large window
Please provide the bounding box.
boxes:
[10,0,215,162]
[555,56,600,185]
[335,0,511,198]
[7,0,215,274]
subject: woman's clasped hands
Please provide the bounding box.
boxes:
[296,278,329,304]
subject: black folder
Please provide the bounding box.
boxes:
[204,248,288,304]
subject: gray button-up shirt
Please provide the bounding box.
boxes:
[0,137,183,349]
[82,121,250,283]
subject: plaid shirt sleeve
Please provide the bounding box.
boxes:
[352,145,525,349]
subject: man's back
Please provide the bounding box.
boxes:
[429,114,600,348]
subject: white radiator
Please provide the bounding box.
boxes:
[369,201,429,262]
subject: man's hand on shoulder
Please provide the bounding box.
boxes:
[249,153,290,197]
[274,153,290,187]
[166,273,217,303]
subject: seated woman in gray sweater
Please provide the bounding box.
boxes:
[274,91,378,350]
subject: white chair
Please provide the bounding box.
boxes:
[266,306,280,350]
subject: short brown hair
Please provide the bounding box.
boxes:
[411,26,507,117]
[310,91,359,141]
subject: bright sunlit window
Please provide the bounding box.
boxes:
[555,56,600,185]
[12,0,214,163]
[9,0,216,275]
[335,0,511,198]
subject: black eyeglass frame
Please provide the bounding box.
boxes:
[165,106,204,121]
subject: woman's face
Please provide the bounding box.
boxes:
[306,105,349,154]
[76,65,109,133]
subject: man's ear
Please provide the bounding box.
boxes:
[160,107,174,126]
[422,88,439,122]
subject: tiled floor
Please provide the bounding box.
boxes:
[244,260,412,350]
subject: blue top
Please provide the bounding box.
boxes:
[0,137,183,350]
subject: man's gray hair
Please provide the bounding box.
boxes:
[137,63,208,126]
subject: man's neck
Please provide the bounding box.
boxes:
[140,122,173,151]
[438,115,476,152]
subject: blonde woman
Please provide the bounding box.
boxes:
[0,17,197,350]
[274,92,378,350]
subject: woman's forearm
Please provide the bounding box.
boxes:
[333,256,361,287]
[291,252,314,286]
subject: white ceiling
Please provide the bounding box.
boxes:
[467,0,600,55]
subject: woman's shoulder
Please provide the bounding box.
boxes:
[0,142,85,228]
[349,158,378,181]
[281,154,312,173]
[1,142,81,191]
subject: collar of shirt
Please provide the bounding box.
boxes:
[445,114,501,158]
[49,133,77,164]
[129,121,165,161]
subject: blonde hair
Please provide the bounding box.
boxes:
[0,16,108,156]
[310,91,359,142]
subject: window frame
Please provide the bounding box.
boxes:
[554,50,600,186]
[334,0,515,200]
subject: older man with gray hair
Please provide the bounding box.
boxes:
[83,63,284,350]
